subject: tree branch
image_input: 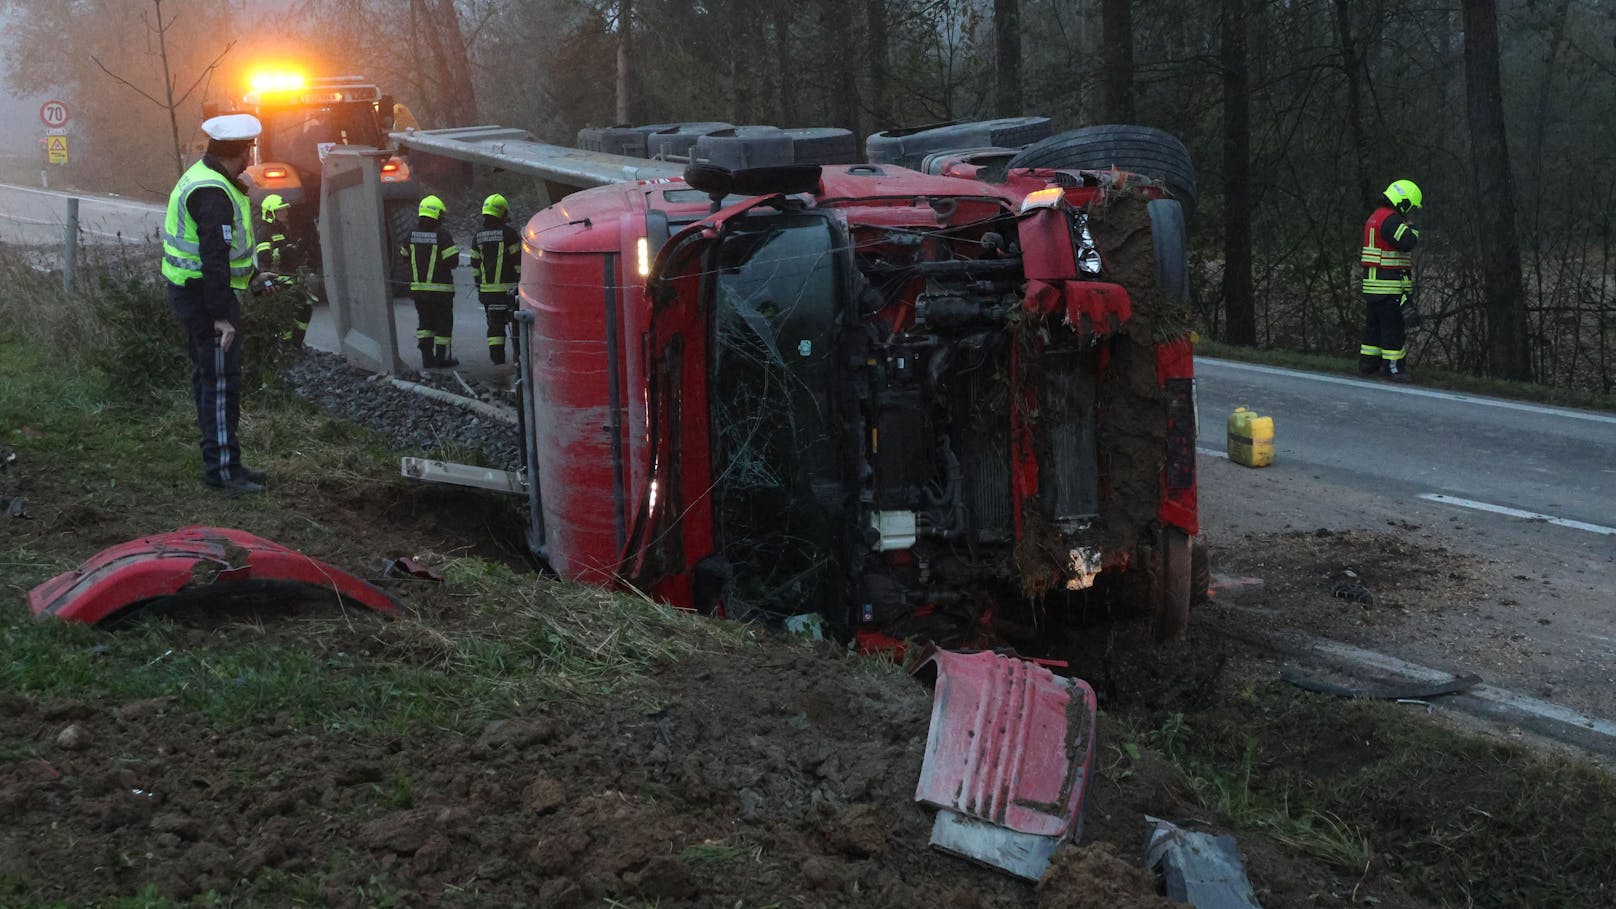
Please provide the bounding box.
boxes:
[174,40,236,106]
[90,55,169,109]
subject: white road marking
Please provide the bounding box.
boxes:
[1196,447,1228,459]
[0,182,165,214]
[1308,639,1616,740]
[1417,493,1616,536]
[1200,357,1616,426]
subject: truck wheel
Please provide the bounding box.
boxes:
[386,201,416,297]
[1148,198,1189,303]
[865,117,1053,170]
[1155,526,1192,642]
[1190,537,1211,606]
[1008,125,1198,220]
[783,127,858,165]
[695,127,795,169]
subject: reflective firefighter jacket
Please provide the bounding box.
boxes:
[404,218,458,293]
[470,216,521,295]
[254,230,307,272]
[1360,205,1420,296]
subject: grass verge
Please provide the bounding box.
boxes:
[1112,684,1616,907]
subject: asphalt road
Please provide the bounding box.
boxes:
[0,183,165,245]
[1195,357,1615,565]
[1195,357,1616,748]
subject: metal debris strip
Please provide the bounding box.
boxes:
[1280,666,1482,701]
[1144,816,1263,909]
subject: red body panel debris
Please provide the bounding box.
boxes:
[28,526,398,624]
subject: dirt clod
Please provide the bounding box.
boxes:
[1037,842,1174,909]
[54,723,91,751]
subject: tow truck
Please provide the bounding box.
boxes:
[205,71,418,276]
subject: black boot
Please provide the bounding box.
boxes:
[419,339,438,370]
[436,341,460,368]
[489,339,506,365]
[1384,359,1413,383]
[1357,354,1381,376]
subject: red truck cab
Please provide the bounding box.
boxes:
[517,159,1199,649]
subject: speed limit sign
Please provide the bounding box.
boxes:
[39,99,71,129]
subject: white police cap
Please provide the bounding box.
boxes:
[201,113,262,142]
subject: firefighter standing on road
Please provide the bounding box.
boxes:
[254,193,315,346]
[1359,179,1423,383]
[404,195,459,369]
[161,113,270,496]
[469,193,520,364]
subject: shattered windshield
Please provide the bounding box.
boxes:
[710,213,843,622]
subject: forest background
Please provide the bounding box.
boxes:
[1,0,1611,390]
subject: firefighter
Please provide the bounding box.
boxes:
[1359,179,1423,383]
[404,194,459,368]
[469,193,520,364]
[161,113,269,496]
[254,193,315,346]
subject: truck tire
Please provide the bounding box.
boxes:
[1190,537,1211,606]
[1008,125,1198,220]
[646,122,734,158]
[865,117,1053,170]
[1148,198,1189,303]
[695,127,796,169]
[386,200,416,296]
[1155,526,1192,642]
[784,128,858,165]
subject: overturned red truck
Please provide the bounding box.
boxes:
[511,120,1204,650]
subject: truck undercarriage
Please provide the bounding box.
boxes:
[621,166,1198,651]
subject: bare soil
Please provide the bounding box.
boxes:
[0,454,1467,909]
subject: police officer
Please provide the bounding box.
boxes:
[1359,179,1423,383]
[469,193,520,364]
[254,194,315,346]
[162,113,269,495]
[404,195,459,368]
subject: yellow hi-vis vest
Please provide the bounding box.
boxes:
[161,159,254,290]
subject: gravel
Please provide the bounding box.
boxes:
[283,350,522,469]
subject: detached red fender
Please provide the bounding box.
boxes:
[28,526,398,624]
[912,646,1098,881]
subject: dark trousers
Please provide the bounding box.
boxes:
[412,291,455,342]
[168,283,243,481]
[1360,293,1407,361]
[480,290,514,363]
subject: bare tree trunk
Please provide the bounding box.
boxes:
[1332,0,1371,205]
[1100,0,1134,122]
[410,0,478,127]
[152,0,183,178]
[615,0,631,123]
[993,0,1022,117]
[827,0,860,135]
[772,5,795,123]
[1222,0,1256,346]
[733,2,758,123]
[1461,0,1531,379]
[866,0,890,129]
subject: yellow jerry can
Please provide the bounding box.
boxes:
[1226,407,1275,467]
